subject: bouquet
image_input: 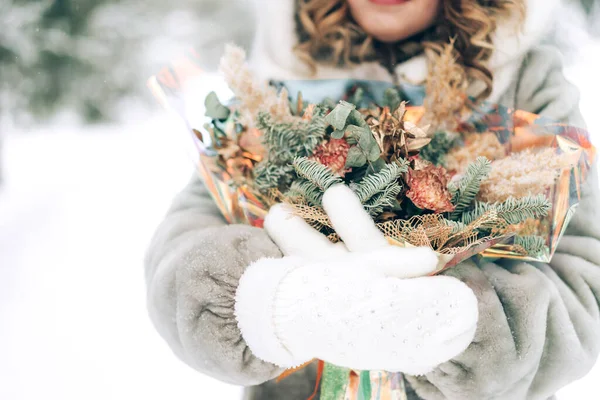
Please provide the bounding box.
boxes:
[149,45,596,399]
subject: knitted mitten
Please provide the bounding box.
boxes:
[235,185,478,374]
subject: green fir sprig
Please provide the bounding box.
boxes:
[444,219,468,234]
[419,132,459,166]
[286,157,407,216]
[257,109,326,164]
[286,180,324,206]
[254,106,328,191]
[353,161,408,203]
[363,184,402,217]
[449,157,492,220]
[293,157,343,191]
[514,235,548,257]
[461,194,552,225]
[253,163,294,191]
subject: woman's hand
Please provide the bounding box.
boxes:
[265,184,441,277]
[235,184,478,375]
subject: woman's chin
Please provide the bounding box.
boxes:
[348,0,440,44]
[367,28,414,43]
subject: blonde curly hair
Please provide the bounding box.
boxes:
[295,0,525,99]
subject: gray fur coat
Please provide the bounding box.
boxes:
[145,45,600,399]
[145,0,600,396]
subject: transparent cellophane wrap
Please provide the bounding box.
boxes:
[149,65,595,274]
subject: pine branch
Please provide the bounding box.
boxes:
[461,195,552,225]
[449,157,492,220]
[293,157,342,191]
[444,219,467,234]
[419,132,458,166]
[514,235,547,257]
[254,108,328,191]
[354,162,407,203]
[257,110,327,164]
[286,179,324,206]
[363,183,402,217]
[254,162,294,191]
[306,105,328,137]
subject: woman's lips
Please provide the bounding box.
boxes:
[369,0,409,5]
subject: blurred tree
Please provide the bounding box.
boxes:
[567,0,600,35]
[0,0,255,124]
[580,0,596,14]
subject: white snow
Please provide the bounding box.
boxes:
[1,44,600,399]
[0,113,243,400]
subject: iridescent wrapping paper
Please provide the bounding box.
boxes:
[149,65,596,399]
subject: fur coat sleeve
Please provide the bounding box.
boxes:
[144,175,285,385]
[406,45,600,400]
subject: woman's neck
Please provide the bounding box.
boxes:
[373,25,438,78]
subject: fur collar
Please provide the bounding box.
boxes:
[249,0,563,102]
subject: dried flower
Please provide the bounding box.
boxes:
[216,139,240,160]
[478,148,574,203]
[219,44,291,127]
[309,139,350,176]
[365,102,431,162]
[406,164,456,213]
[302,104,315,121]
[445,132,506,172]
[238,127,265,160]
[422,41,469,131]
[226,157,254,182]
[409,155,433,171]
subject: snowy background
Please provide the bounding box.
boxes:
[1,1,600,399]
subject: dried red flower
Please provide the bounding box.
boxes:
[406,164,455,213]
[310,138,350,176]
[409,155,432,171]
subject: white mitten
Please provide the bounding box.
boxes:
[235,185,478,375]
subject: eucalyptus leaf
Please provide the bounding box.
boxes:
[346,124,367,139]
[321,97,337,110]
[325,101,355,130]
[331,129,346,139]
[346,135,358,145]
[346,146,367,167]
[358,130,381,161]
[204,92,230,120]
[367,145,382,161]
[367,158,386,174]
[348,109,369,128]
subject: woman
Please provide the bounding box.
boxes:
[145,1,600,398]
